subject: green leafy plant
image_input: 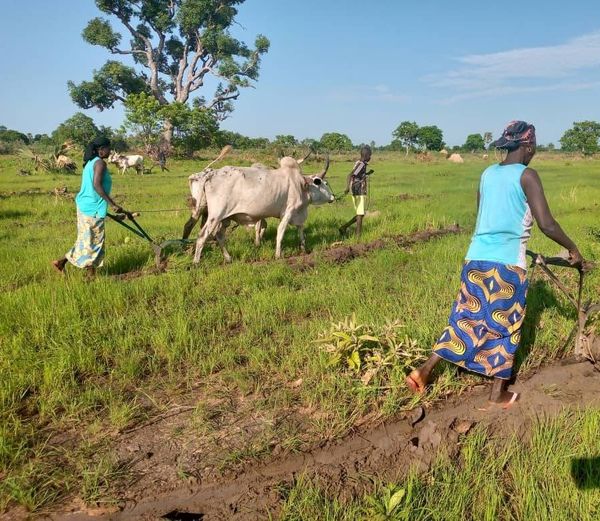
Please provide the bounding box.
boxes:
[317,315,426,386]
[364,483,406,520]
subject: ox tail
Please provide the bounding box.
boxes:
[188,173,209,220]
[203,145,233,170]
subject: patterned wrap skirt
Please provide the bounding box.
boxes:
[65,209,106,268]
[433,260,528,380]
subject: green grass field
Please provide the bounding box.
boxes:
[1,151,599,512]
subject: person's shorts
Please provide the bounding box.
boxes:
[352,195,366,216]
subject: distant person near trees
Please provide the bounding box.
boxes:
[340,145,374,238]
[153,137,170,172]
[52,137,128,278]
[406,121,584,408]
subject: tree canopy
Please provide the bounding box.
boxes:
[69,1,270,144]
[51,113,102,146]
[417,125,444,151]
[392,121,419,155]
[320,132,353,152]
[273,135,298,148]
[463,133,485,152]
[560,121,600,155]
[0,127,30,145]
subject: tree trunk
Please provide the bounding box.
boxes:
[162,120,174,148]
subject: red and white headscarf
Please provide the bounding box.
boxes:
[490,121,536,151]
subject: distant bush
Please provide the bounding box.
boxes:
[0,139,25,154]
[0,127,30,145]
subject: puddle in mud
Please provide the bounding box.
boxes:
[162,510,204,520]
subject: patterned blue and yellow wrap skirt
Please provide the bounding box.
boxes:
[433,260,528,380]
[65,209,106,268]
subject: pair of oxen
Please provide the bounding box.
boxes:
[182,153,334,263]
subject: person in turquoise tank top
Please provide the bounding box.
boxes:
[405,121,584,409]
[52,137,127,277]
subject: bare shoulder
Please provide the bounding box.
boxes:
[94,158,107,170]
[521,167,541,187]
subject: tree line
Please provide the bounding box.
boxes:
[3,117,600,157]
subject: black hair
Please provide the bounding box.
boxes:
[83,136,111,167]
[360,145,372,161]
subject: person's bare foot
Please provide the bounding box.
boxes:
[51,259,67,274]
[406,370,427,394]
[479,391,520,411]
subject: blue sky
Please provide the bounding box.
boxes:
[2,0,600,146]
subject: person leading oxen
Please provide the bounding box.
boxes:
[340,145,374,238]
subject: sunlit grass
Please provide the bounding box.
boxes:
[1,151,599,511]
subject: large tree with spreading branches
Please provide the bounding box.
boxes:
[69,0,270,145]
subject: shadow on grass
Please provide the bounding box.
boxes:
[514,279,574,373]
[256,215,352,255]
[0,209,32,219]
[571,457,600,489]
[104,249,153,275]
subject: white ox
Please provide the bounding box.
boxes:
[186,155,333,263]
[108,152,144,175]
[181,157,310,247]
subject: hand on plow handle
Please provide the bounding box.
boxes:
[527,249,590,273]
[113,209,139,222]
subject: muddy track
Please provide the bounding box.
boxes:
[55,360,600,521]
[286,224,461,270]
[111,224,463,280]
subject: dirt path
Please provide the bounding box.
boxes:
[53,360,600,521]
[111,224,463,280]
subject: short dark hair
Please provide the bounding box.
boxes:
[360,145,372,160]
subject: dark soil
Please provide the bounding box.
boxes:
[109,224,463,279]
[285,224,461,271]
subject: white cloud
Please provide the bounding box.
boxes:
[425,31,600,102]
[329,84,409,103]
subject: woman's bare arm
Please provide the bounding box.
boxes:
[521,168,582,265]
[92,159,121,211]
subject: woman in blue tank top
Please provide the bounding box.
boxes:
[52,137,127,277]
[406,121,584,408]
